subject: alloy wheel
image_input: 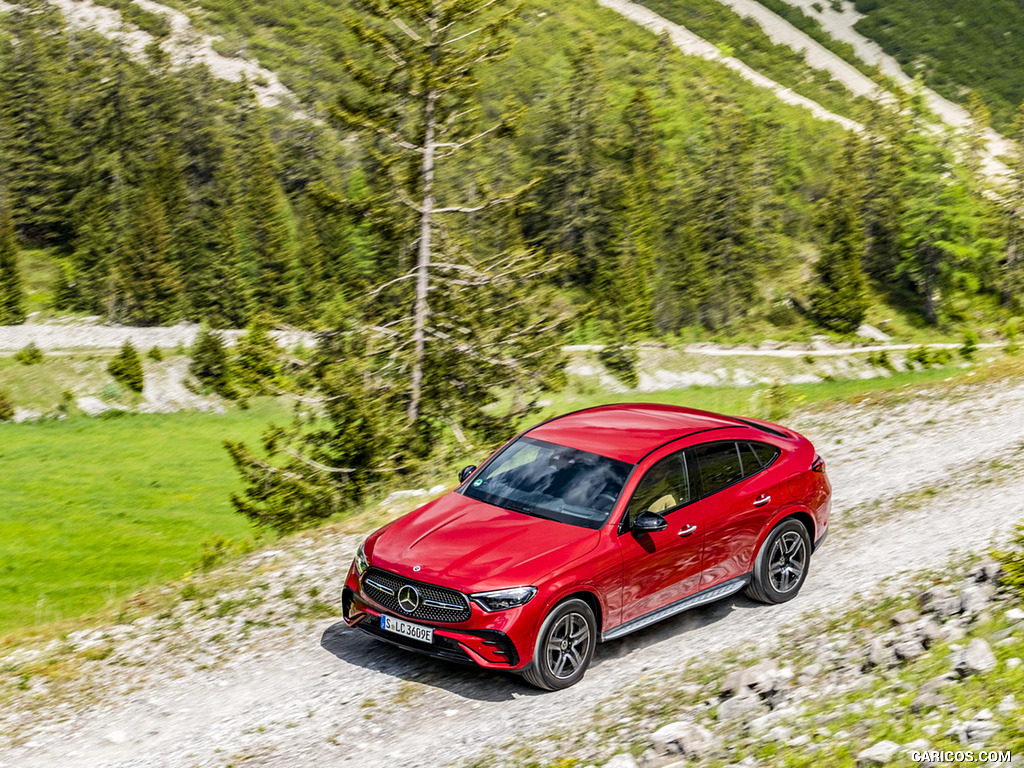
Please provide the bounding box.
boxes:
[767,530,806,593]
[544,611,591,679]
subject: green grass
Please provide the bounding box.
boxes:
[537,360,981,423]
[0,401,289,635]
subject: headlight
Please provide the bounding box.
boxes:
[470,586,537,612]
[353,542,369,576]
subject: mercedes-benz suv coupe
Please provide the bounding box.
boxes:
[342,403,831,690]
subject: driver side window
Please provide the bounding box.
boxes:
[624,451,691,527]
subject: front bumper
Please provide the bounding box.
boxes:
[342,568,536,670]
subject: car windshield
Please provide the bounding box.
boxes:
[461,437,632,529]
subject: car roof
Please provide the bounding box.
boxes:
[525,403,759,464]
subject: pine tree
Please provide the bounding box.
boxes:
[0,3,73,246]
[963,91,992,187]
[1002,100,1024,310]
[0,192,26,325]
[107,340,145,393]
[244,118,294,316]
[232,316,282,395]
[188,324,233,397]
[115,192,182,325]
[612,88,659,339]
[812,139,870,334]
[529,40,613,287]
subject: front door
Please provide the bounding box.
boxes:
[616,450,705,623]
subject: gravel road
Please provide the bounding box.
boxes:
[3,375,1024,768]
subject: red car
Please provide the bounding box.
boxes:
[342,404,831,690]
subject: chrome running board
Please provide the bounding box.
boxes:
[600,574,750,642]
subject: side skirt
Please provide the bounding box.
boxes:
[600,573,751,643]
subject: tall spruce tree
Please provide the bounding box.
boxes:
[227,0,568,531]
[812,139,870,334]
[1002,100,1024,310]
[244,117,294,317]
[0,191,26,324]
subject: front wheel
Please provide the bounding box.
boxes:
[522,598,596,691]
[746,518,811,604]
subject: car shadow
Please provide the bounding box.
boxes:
[321,593,760,698]
[320,621,544,702]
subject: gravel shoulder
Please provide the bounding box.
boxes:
[2,374,1024,767]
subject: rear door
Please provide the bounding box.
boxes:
[616,449,705,623]
[690,439,783,588]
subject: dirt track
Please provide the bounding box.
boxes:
[2,373,1024,768]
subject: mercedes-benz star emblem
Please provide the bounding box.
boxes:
[397,584,421,613]
[413,565,421,572]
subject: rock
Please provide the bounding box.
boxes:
[917,619,945,647]
[858,324,891,342]
[636,748,659,768]
[103,730,128,745]
[718,693,764,721]
[604,755,639,768]
[970,560,1002,583]
[953,638,997,677]
[893,639,926,661]
[865,638,896,669]
[856,739,901,766]
[891,608,919,625]
[959,586,991,615]
[997,694,1016,714]
[949,718,1002,745]
[910,692,945,713]
[788,734,811,747]
[919,586,960,618]
[1007,657,1022,669]
[903,738,930,753]
[649,721,719,759]
[764,726,792,742]
[1006,608,1024,621]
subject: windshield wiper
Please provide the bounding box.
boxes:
[500,500,542,518]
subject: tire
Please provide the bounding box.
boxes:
[745,518,812,604]
[521,598,596,691]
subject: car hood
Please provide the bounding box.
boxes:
[366,491,601,592]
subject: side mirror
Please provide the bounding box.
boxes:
[458,465,478,483]
[632,511,668,534]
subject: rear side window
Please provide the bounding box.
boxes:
[624,451,691,527]
[748,441,780,469]
[691,442,744,496]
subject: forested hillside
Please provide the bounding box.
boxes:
[852,0,1024,133]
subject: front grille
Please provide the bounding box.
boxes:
[362,567,472,623]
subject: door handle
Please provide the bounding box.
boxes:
[753,494,771,507]
[677,524,697,537]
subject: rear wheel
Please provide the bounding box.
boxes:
[522,598,596,691]
[746,518,811,604]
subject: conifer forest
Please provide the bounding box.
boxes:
[1,0,1024,530]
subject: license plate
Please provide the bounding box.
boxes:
[380,614,434,644]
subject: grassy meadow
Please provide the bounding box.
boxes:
[0,402,289,634]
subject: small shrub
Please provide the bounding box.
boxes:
[188,325,234,398]
[866,350,893,370]
[1005,318,1020,354]
[107,341,144,393]
[14,342,43,365]
[194,534,252,571]
[960,329,979,360]
[763,382,798,421]
[767,301,798,327]
[597,343,639,388]
[0,389,14,422]
[147,346,163,362]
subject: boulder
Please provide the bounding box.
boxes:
[865,638,896,669]
[649,721,719,759]
[718,693,764,721]
[953,638,997,677]
[893,639,926,661]
[891,608,919,626]
[856,740,901,766]
[604,754,639,768]
[959,586,991,615]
